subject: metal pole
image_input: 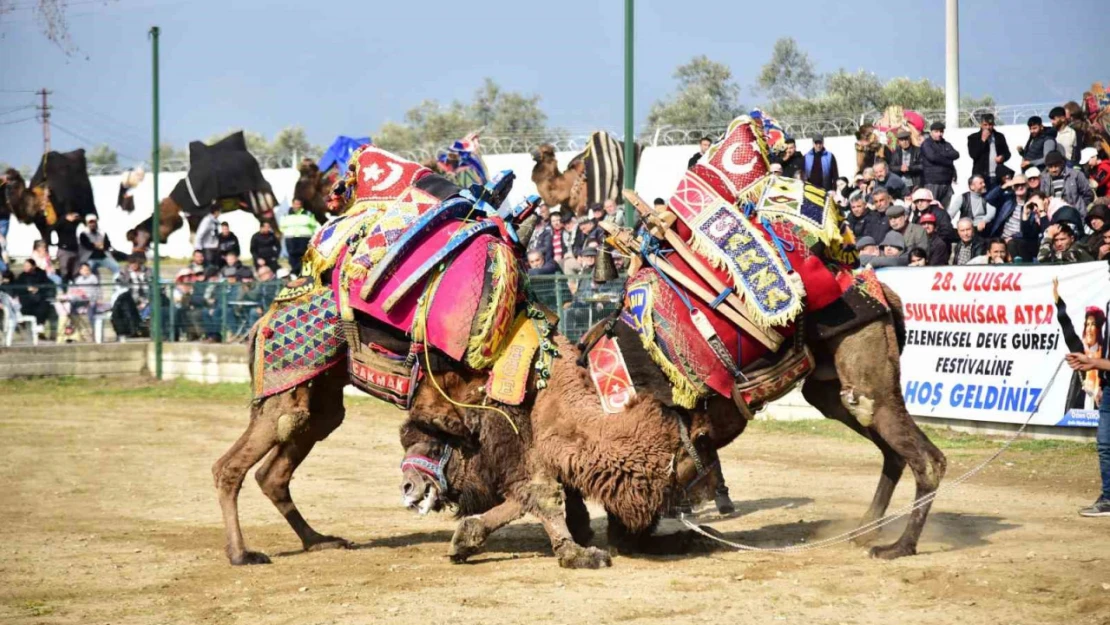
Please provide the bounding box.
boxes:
[622,0,636,227]
[150,26,162,379]
[945,0,960,131]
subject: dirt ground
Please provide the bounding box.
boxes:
[2,378,1108,625]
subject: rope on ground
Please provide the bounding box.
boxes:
[679,357,1068,554]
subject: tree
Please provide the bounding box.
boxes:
[646,56,743,130]
[471,78,548,136]
[86,144,118,168]
[0,0,90,53]
[158,143,187,165]
[757,37,819,100]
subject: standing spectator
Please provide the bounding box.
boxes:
[1038,222,1093,264]
[601,199,625,228]
[854,124,886,173]
[967,113,1011,190]
[776,138,805,179]
[1044,151,1094,214]
[950,218,987,265]
[548,212,567,267]
[985,174,1033,260]
[845,193,889,244]
[889,130,923,190]
[1019,116,1058,171]
[216,222,241,261]
[195,205,222,268]
[802,134,839,191]
[886,204,928,254]
[909,188,957,245]
[1050,106,1078,164]
[1082,148,1110,198]
[54,210,82,283]
[249,221,282,270]
[78,214,120,280]
[986,239,1011,264]
[527,210,555,265]
[688,137,712,169]
[279,199,319,276]
[29,239,62,286]
[871,161,907,200]
[921,121,959,207]
[948,175,996,235]
[917,214,950,266]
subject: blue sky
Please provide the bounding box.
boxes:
[1,0,1107,168]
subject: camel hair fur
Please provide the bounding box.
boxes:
[401,282,947,562]
[530,144,588,217]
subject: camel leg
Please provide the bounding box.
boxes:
[564,486,594,546]
[820,321,946,559]
[524,477,611,569]
[606,511,722,555]
[253,373,347,552]
[448,499,525,563]
[802,377,906,543]
[212,407,281,565]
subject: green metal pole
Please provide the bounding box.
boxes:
[150,26,162,379]
[622,0,636,228]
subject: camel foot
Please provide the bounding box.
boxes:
[229,550,272,566]
[714,494,736,515]
[556,544,612,569]
[304,536,351,552]
[569,522,594,547]
[448,517,488,564]
[869,541,916,560]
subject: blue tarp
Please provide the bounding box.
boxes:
[318,136,371,173]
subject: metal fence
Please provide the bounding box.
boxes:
[0,274,622,347]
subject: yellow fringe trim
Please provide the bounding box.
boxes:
[465,244,518,370]
[626,275,704,409]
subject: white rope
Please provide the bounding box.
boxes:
[680,357,1068,554]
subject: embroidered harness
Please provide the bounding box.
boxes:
[400,444,454,492]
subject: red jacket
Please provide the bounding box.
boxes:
[1093,160,1110,198]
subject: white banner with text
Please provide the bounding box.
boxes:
[877,262,1110,428]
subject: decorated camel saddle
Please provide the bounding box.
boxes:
[592,115,891,414]
[251,146,553,409]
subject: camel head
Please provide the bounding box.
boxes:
[3,168,41,224]
[399,434,452,515]
[294,159,331,223]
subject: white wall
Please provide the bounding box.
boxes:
[6,124,1032,259]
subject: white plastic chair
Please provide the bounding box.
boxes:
[1,291,38,346]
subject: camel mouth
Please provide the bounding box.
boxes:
[402,480,441,515]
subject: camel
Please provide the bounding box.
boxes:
[530,144,587,216]
[292,158,336,224]
[2,168,52,240]
[401,274,948,562]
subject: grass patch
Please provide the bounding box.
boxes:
[750,417,1094,454]
[18,600,54,617]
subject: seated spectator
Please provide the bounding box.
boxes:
[856,235,879,257]
[986,238,1011,264]
[832,177,851,213]
[879,231,909,265]
[527,250,559,276]
[549,212,568,268]
[909,188,957,245]
[1083,147,1110,198]
[601,199,625,228]
[56,263,98,343]
[577,218,604,253]
[1084,199,1110,258]
[1039,222,1093,264]
[527,207,555,264]
[216,221,241,263]
[908,247,928,266]
[30,239,63,287]
[1096,229,1110,260]
[859,234,905,267]
[249,221,282,270]
[918,213,950,266]
[870,188,895,223]
[886,204,927,254]
[78,214,121,280]
[950,218,987,266]
[1025,167,1044,195]
[176,250,207,283]
[1019,193,1050,258]
[1049,201,1085,236]
[846,193,889,244]
[948,175,995,235]
[112,254,153,337]
[1044,151,1094,213]
[872,160,907,200]
[219,252,254,282]
[984,174,1032,259]
[13,258,57,337]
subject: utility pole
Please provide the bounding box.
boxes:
[622,0,636,227]
[37,88,52,153]
[150,26,163,379]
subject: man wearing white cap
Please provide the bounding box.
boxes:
[1025,167,1044,195]
[1082,147,1110,198]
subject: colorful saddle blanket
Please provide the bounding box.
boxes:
[252,285,347,400]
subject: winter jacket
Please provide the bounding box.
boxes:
[78,229,112,263]
[777,152,806,179]
[920,137,959,185]
[1021,132,1058,168]
[803,150,839,191]
[894,222,929,256]
[1038,240,1094,264]
[845,209,890,245]
[949,237,988,265]
[1091,160,1110,197]
[1044,168,1094,215]
[279,209,319,239]
[874,174,907,200]
[249,231,282,267]
[54,216,81,252]
[888,146,923,189]
[983,186,1025,239]
[967,130,1012,180]
[948,191,996,228]
[195,214,221,251]
[911,205,958,245]
[925,233,950,266]
[216,232,241,258]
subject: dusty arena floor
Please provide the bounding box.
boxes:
[2,378,1108,625]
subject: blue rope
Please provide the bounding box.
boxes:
[760,217,795,273]
[709,286,733,310]
[641,236,696,313]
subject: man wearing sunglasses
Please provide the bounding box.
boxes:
[985,174,1033,259]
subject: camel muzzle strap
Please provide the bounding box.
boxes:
[400,444,453,492]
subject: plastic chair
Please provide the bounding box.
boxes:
[1,291,38,346]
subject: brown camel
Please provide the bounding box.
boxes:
[530,144,587,216]
[292,158,335,224]
[2,168,48,238]
[401,283,947,562]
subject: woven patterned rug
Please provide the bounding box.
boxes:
[252,287,346,399]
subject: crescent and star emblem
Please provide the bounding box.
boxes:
[370,162,403,192]
[720,140,761,176]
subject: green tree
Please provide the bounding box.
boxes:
[471,78,548,136]
[757,37,819,100]
[271,126,314,158]
[86,144,118,168]
[158,143,187,165]
[646,55,744,130]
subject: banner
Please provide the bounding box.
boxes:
[878,262,1110,428]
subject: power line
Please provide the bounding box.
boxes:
[0,115,37,125]
[0,104,34,117]
[52,121,144,162]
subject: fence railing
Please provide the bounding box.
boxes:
[0,274,623,347]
